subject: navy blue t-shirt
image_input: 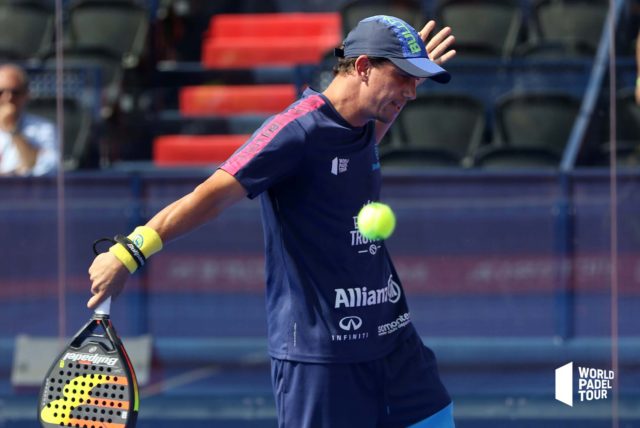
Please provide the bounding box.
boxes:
[220,88,415,363]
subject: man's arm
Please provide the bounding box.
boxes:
[10,132,39,173]
[87,168,247,308]
[375,21,456,143]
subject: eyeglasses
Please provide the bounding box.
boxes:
[0,88,26,97]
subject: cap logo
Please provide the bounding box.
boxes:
[404,32,422,55]
[379,16,423,57]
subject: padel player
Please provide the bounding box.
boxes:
[88,16,456,428]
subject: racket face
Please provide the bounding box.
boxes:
[38,316,139,428]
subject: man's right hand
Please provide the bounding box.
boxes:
[87,252,129,309]
[0,102,18,133]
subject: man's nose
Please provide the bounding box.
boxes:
[404,81,417,101]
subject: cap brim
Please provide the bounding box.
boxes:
[389,57,451,84]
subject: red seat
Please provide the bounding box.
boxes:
[202,13,341,68]
[179,84,297,116]
[153,135,250,166]
[202,37,337,68]
[207,13,340,39]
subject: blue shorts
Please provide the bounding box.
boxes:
[270,332,454,428]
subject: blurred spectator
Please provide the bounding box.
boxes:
[636,29,640,104]
[0,64,58,176]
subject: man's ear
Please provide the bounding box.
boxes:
[354,55,370,81]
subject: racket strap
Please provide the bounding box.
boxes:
[114,234,147,268]
[93,235,146,273]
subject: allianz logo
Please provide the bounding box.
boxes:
[339,316,363,331]
[334,276,401,308]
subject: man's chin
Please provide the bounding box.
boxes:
[375,112,398,124]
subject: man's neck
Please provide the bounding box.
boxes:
[322,76,368,128]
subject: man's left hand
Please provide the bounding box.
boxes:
[419,20,456,65]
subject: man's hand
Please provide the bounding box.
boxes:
[87,252,129,309]
[0,102,19,133]
[419,20,456,65]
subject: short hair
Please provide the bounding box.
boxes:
[332,56,391,76]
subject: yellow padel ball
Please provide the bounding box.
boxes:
[357,202,396,240]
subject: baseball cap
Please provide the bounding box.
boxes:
[335,15,450,84]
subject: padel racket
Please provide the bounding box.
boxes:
[38,238,139,428]
[38,296,139,427]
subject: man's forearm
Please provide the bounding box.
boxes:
[146,168,247,243]
[11,132,39,171]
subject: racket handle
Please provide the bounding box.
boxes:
[94,297,112,316]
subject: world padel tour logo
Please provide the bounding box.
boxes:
[555,362,615,407]
[331,157,349,175]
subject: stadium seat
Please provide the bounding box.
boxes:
[473,146,561,169]
[445,42,509,59]
[615,88,640,145]
[392,93,487,164]
[28,96,94,170]
[513,40,596,58]
[435,0,523,58]
[532,0,608,54]
[179,84,297,116]
[206,12,340,40]
[153,134,250,166]
[202,13,341,68]
[42,47,124,116]
[307,49,338,93]
[66,0,149,68]
[339,0,425,37]
[493,91,581,155]
[594,87,640,166]
[380,147,462,168]
[203,39,337,68]
[0,1,53,60]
